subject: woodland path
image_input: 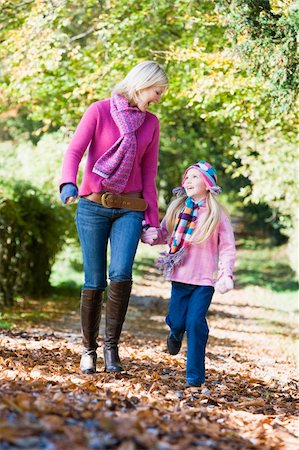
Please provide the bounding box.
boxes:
[0,266,298,449]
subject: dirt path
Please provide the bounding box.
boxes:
[0,267,298,449]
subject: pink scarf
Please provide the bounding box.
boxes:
[92,95,146,193]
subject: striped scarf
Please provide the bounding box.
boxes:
[92,95,146,193]
[156,197,205,277]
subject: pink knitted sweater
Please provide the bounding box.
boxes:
[60,99,160,226]
[153,207,236,286]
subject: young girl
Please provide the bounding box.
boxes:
[141,160,236,387]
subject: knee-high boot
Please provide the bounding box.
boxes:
[80,289,103,374]
[104,280,132,372]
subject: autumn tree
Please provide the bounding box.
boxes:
[0,0,298,243]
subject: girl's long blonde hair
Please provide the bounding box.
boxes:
[164,192,222,245]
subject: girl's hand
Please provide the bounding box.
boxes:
[215,276,234,294]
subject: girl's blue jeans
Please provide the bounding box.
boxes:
[75,198,144,290]
[166,282,214,385]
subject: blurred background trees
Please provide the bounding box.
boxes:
[0,0,298,305]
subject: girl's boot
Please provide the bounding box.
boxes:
[104,280,132,372]
[80,289,102,374]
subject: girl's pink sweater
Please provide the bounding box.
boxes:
[60,99,160,226]
[154,206,236,286]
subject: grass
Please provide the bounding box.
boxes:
[0,293,80,329]
[34,239,299,307]
[0,314,12,329]
[49,241,160,288]
[235,240,298,293]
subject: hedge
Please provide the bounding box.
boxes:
[0,180,73,306]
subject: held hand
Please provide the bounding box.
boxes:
[215,276,234,294]
[141,227,158,245]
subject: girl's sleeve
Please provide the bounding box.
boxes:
[217,212,236,279]
[60,103,99,189]
[141,117,160,227]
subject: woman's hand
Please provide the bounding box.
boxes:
[215,275,234,294]
[141,227,158,245]
[60,183,78,205]
[66,196,77,204]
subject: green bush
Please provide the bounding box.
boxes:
[0,180,73,306]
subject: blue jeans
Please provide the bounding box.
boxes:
[166,282,214,385]
[75,198,144,290]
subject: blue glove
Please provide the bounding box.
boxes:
[60,183,78,204]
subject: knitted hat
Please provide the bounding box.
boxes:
[181,160,222,196]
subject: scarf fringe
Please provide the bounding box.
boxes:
[156,247,186,277]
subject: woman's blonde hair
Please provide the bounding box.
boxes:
[113,60,168,105]
[164,192,222,245]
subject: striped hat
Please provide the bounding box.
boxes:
[182,160,222,196]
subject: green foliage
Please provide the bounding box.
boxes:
[0,180,71,306]
[213,1,299,235]
[219,0,299,111]
[0,0,298,248]
[0,132,66,195]
[50,242,83,290]
[0,0,231,130]
[232,121,298,234]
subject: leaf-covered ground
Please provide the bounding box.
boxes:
[0,267,298,450]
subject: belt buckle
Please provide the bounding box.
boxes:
[101,192,122,208]
[101,192,112,208]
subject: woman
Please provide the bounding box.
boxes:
[60,61,168,374]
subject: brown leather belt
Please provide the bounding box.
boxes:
[83,192,147,211]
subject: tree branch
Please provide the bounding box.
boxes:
[1,0,34,11]
[69,27,97,42]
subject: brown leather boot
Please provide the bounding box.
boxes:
[80,289,103,374]
[104,280,132,372]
